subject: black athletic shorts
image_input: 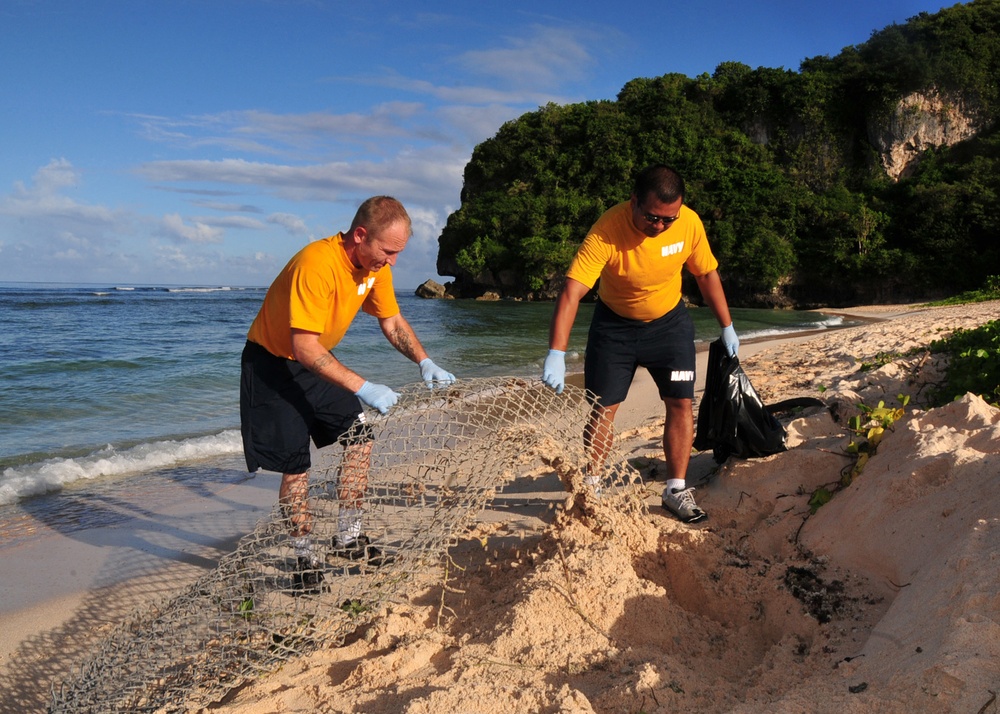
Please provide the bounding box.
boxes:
[584,300,696,406]
[239,341,372,474]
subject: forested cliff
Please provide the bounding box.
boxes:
[434,0,1000,307]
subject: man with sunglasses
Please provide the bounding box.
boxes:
[542,164,738,523]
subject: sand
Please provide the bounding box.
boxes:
[2,300,998,713]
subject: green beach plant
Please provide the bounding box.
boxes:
[928,319,1000,406]
[808,394,909,514]
[858,350,903,372]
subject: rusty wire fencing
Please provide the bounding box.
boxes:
[50,377,647,712]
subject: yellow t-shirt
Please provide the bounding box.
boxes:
[247,234,400,359]
[566,201,719,321]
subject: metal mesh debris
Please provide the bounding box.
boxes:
[50,377,647,712]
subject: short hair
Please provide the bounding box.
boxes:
[633,165,685,205]
[349,196,411,237]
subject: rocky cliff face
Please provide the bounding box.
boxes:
[869,88,985,180]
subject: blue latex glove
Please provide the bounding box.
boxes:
[721,323,740,358]
[418,358,456,388]
[542,349,566,394]
[355,381,400,414]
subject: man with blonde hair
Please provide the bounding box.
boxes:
[241,196,455,590]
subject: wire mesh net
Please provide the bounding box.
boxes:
[50,377,648,712]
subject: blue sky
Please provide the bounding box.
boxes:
[0,0,953,289]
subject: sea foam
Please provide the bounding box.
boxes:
[0,430,244,505]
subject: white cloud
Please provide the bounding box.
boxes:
[237,103,424,139]
[267,212,309,234]
[0,159,124,228]
[129,102,435,159]
[138,146,467,206]
[27,157,78,192]
[455,25,595,89]
[433,103,529,144]
[194,215,268,230]
[160,213,225,244]
[365,74,566,107]
[151,243,221,272]
[191,199,263,213]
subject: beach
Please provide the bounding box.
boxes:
[2,300,998,713]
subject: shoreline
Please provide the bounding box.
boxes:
[0,306,855,511]
[3,300,997,712]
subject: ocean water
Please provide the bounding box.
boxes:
[0,282,846,506]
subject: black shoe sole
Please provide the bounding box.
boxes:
[661,501,708,524]
[330,535,371,560]
[330,546,393,567]
[292,558,325,594]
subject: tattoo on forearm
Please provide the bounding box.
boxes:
[388,327,417,361]
[311,353,335,372]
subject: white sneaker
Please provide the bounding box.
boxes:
[661,487,707,523]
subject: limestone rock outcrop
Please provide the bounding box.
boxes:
[870,88,984,180]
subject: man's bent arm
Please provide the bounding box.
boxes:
[290,329,366,393]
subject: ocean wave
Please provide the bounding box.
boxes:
[0,431,244,505]
[696,315,849,344]
[738,327,822,341]
[166,286,233,293]
[112,286,262,293]
[813,315,845,328]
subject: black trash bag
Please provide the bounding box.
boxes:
[694,339,788,463]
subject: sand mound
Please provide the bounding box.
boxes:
[216,408,998,713]
[123,301,1000,713]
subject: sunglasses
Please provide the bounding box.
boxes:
[642,211,680,227]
